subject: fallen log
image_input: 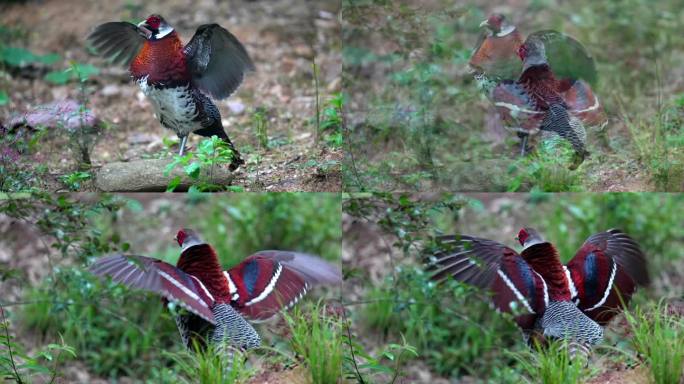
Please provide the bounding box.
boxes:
[95,158,235,192]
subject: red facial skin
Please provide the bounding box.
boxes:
[146,15,162,29]
[517,228,529,246]
[175,230,187,247]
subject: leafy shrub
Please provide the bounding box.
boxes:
[165,135,240,192]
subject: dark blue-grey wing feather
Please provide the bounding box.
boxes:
[87,22,146,66]
[184,23,255,100]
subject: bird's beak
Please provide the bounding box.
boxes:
[479,19,489,28]
[137,20,153,38]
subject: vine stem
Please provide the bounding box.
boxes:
[1,303,24,384]
[339,299,365,384]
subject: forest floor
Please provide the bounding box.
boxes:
[0,0,342,192]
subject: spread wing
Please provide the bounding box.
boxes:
[566,229,648,324]
[427,235,549,331]
[527,30,597,86]
[89,254,216,323]
[560,79,607,128]
[184,23,255,99]
[226,251,341,321]
[87,22,146,66]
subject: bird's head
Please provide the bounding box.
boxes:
[175,228,205,251]
[137,14,174,40]
[479,13,515,36]
[516,227,545,249]
[518,37,548,71]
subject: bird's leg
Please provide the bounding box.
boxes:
[178,136,188,156]
[520,134,529,157]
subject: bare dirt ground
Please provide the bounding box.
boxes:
[0,0,342,192]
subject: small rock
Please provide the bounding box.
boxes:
[318,10,335,19]
[146,138,164,152]
[101,84,122,97]
[293,44,314,59]
[227,100,246,115]
[326,77,341,92]
[128,133,158,145]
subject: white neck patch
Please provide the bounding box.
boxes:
[496,25,516,37]
[156,25,174,39]
[521,238,545,251]
[181,238,205,252]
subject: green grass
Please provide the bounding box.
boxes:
[624,302,684,384]
[511,340,592,384]
[166,343,253,384]
[284,302,344,384]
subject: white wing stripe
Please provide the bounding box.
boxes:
[585,262,617,312]
[246,263,283,306]
[497,269,534,313]
[563,265,579,303]
[157,270,208,308]
[190,275,215,302]
[534,270,549,308]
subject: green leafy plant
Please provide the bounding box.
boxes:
[0,46,60,67]
[251,107,269,149]
[58,171,91,191]
[165,136,238,192]
[321,93,344,148]
[44,62,99,85]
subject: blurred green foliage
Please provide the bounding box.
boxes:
[188,193,341,266]
[342,1,684,192]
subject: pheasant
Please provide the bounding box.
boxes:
[87,14,254,170]
[89,228,342,352]
[495,37,592,163]
[427,227,648,355]
[468,13,524,94]
[470,14,598,94]
[470,14,605,158]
